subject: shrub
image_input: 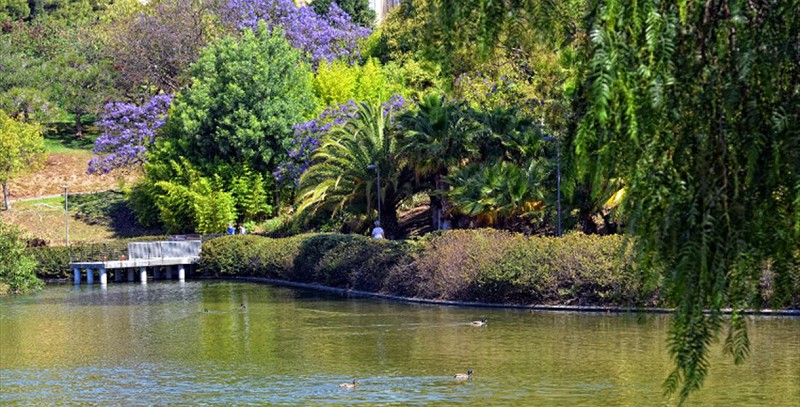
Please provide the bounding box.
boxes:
[197,230,657,307]
[0,220,43,294]
[199,233,412,291]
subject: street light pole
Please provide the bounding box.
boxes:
[61,185,69,246]
[367,164,381,223]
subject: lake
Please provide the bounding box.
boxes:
[1,281,798,405]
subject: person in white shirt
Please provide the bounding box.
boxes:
[371,221,385,239]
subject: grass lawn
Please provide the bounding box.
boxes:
[2,192,163,245]
[2,196,115,244]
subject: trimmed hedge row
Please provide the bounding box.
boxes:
[199,230,661,307]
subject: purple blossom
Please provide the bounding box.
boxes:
[88,94,173,174]
[226,0,370,66]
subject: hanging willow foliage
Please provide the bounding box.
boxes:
[435,0,800,403]
[575,0,800,401]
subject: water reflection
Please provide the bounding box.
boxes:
[1,282,798,406]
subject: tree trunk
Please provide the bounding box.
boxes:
[380,184,400,238]
[2,179,9,211]
[75,111,83,139]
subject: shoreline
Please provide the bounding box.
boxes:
[201,276,800,317]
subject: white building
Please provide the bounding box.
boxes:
[369,0,401,22]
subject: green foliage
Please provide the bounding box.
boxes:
[29,0,112,25]
[313,58,410,108]
[228,167,271,222]
[199,233,412,291]
[447,160,550,230]
[191,175,237,235]
[572,0,800,402]
[164,22,315,174]
[0,110,45,210]
[198,230,657,306]
[199,234,301,277]
[312,0,375,28]
[131,158,272,234]
[0,0,31,23]
[0,218,43,295]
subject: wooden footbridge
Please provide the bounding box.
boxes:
[70,240,201,285]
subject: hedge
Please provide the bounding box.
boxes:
[198,230,662,307]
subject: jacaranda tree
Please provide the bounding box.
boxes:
[226,0,370,66]
[88,94,173,174]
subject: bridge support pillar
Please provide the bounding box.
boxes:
[99,267,107,285]
[114,268,122,282]
[165,265,173,280]
[178,264,186,282]
[140,266,147,284]
[154,267,161,280]
[127,268,134,282]
[73,266,81,285]
[86,268,94,285]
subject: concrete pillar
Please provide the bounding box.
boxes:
[73,266,81,285]
[127,268,135,282]
[178,264,186,282]
[87,267,94,285]
[165,265,173,280]
[140,266,147,284]
[114,268,122,282]
[99,267,107,285]
[154,267,161,280]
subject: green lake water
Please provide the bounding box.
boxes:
[1,281,798,405]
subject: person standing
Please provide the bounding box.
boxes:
[227,223,235,235]
[371,221,385,239]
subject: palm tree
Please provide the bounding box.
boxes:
[296,101,406,235]
[399,93,480,229]
[447,159,549,230]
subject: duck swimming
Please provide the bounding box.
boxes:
[454,370,473,380]
[339,379,358,388]
[470,319,487,326]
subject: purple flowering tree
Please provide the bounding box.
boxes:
[88,94,173,174]
[226,0,370,66]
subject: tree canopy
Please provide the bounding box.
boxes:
[0,111,45,210]
[163,22,315,175]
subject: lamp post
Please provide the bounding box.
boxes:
[61,185,69,246]
[541,136,561,237]
[367,164,381,223]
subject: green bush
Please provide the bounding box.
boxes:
[0,220,43,294]
[200,233,411,291]
[198,230,657,307]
